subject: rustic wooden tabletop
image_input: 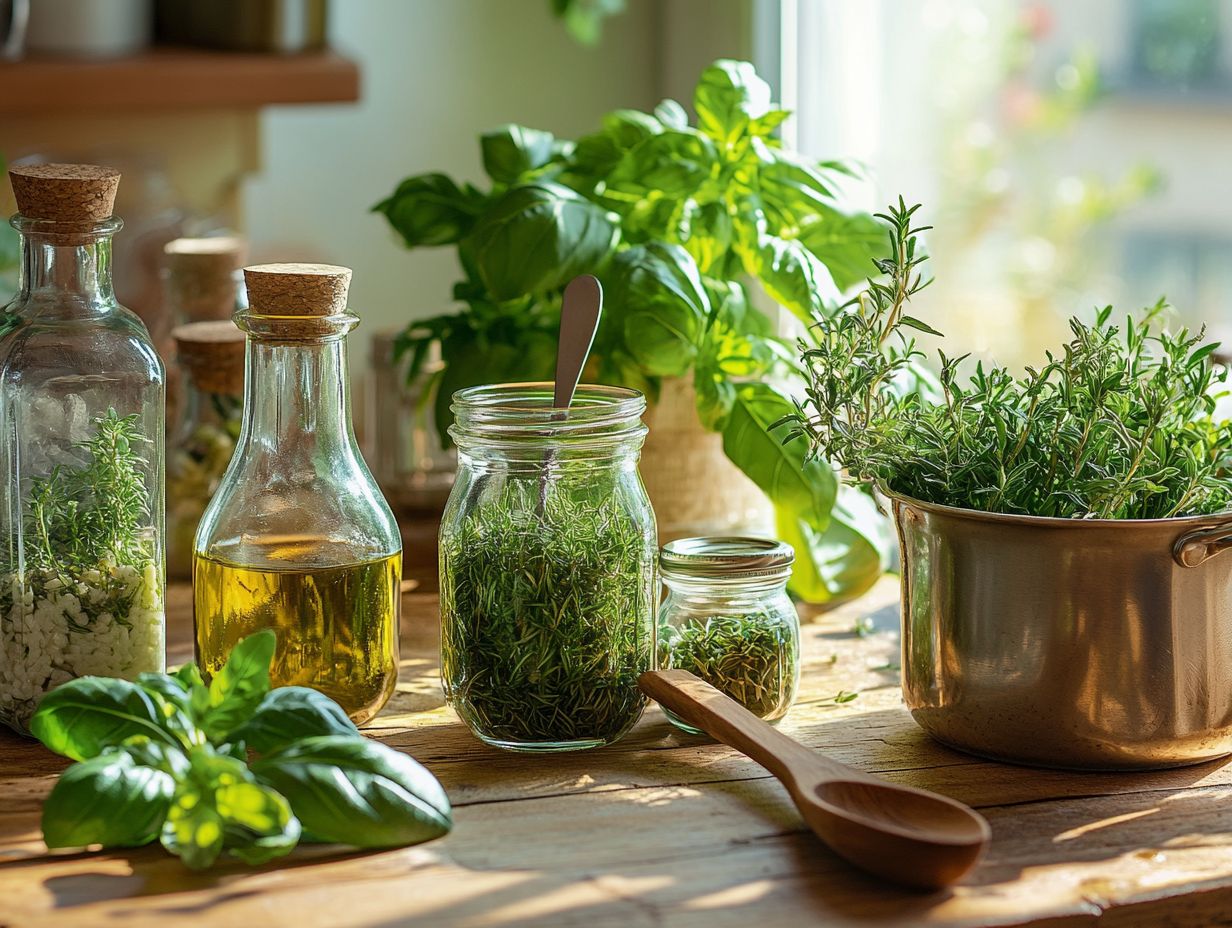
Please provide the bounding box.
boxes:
[4,577,1232,927]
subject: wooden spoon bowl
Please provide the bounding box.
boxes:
[639,670,990,890]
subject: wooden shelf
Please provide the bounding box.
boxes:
[0,47,360,113]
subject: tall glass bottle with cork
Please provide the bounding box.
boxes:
[166,320,245,579]
[193,263,401,724]
[0,163,166,734]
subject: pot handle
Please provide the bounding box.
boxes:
[1173,523,1232,567]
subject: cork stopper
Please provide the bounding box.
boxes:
[172,320,247,396]
[165,236,246,323]
[243,263,352,317]
[8,163,121,245]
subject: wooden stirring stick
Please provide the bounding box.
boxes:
[639,669,990,891]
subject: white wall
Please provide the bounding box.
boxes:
[243,0,661,355]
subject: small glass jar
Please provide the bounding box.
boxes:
[440,383,657,752]
[166,320,245,580]
[658,537,799,733]
[0,163,166,734]
[193,264,401,724]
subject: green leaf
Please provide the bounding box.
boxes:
[722,383,837,531]
[464,182,619,301]
[797,205,889,293]
[201,631,276,743]
[253,736,452,849]
[161,745,261,870]
[777,484,893,604]
[481,125,557,184]
[747,235,838,326]
[606,242,710,377]
[899,315,944,337]
[694,59,772,145]
[120,735,191,778]
[653,98,689,130]
[217,781,301,866]
[31,677,178,762]
[678,199,733,276]
[42,750,175,849]
[571,109,663,178]
[373,173,487,248]
[232,686,360,755]
[607,130,718,199]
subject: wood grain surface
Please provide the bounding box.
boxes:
[3,578,1232,927]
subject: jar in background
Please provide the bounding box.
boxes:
[166,320,245,580]
[163,235,246,324]
[440,383,657,752]
[658,537,799,733]
[0,163,165,734]
[193,264,401,725]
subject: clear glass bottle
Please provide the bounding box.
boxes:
[439,383,657,752]
[166,320,245,580]
[658,537,799,733]
[193,264,401,724]
[0,163,166,734]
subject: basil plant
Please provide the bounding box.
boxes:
[375,59,892,603]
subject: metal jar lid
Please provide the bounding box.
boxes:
[659,536,794,581]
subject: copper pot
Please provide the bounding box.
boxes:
[892,493,1232,770]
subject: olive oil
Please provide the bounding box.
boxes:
[193,538,400,724]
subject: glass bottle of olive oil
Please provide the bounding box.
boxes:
[193,264,401,724]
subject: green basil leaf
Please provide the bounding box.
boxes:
[722,383,837,531]
[572,109,663,179]
[253,736,452,848]
[217,782,301,866]
[120,735,191,778]
[654,97,689,130]
[754,141,837,219]
[232,686,360,755]
[678,199,733,276]
[201,630,276,743]
[607,129,718,199]
[464,182,619,301]
[797,205,890,292]
[747,235,838,326]
[162,791,225,870]
[750,108,791,137]
[694,369,737,431]
[606,243,709,378]
[694,59,772,145]
[374,172,487,248]
[42,750,174,849]
[481,124,557,184]
[777,484,892,604]
[31,677,178,762]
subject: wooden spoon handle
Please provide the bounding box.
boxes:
[553,275,603,409]
[639,670,861,787]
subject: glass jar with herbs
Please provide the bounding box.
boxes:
[193,264,401,725]
[440,383,657,752]
[0,163,166,734]
[658,537,799,732]
[166,320,245,580]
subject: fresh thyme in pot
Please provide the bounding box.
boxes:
[782,199,1232,520]
[440,480,654,748]
[661,613,798,721]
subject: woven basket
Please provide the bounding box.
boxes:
[640,375,774,542]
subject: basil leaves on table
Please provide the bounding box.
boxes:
[31,630,451,870]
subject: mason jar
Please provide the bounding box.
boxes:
[0,163,165,734]
[440,383,657,752]
[658,537,799,733]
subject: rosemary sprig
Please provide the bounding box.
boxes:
[21,409,152,572]
[440,477,654,746]
[784,201,1232,521]
[661,613,798,720]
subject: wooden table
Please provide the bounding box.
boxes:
[5,578,1232,927]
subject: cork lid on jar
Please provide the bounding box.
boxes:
[165,236,246,323]
[172,320,247,396]
[8,163,121,244]
[243,263,352,317]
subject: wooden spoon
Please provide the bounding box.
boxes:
[639,670,990,891]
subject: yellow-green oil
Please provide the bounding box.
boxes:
[193,538,400,724]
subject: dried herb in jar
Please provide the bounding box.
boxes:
[661,613,798,720]
[440,482,654,747]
